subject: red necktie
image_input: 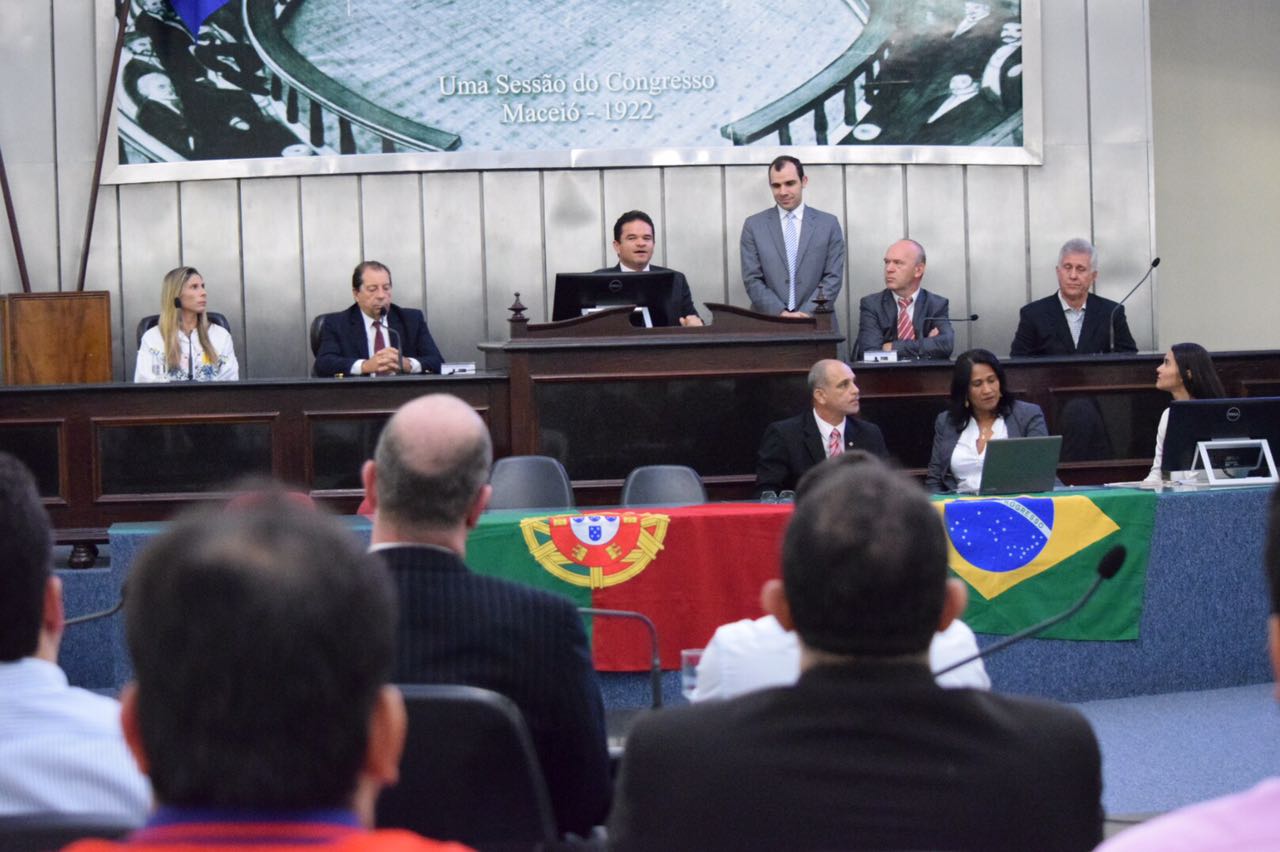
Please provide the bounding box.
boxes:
[897,297,915,341]
[372,320,386,354]
[828,428,843,457]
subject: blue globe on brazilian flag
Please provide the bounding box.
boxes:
[936,491,1157,641]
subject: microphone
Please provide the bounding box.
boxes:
[173,297,182,310]
[578,607,663,708]
[66,588,126,626]
[920,313,980,323]
[1109,257,1159,353]
[932,544,1126,678]
[378,307,405,374]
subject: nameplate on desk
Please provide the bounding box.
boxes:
[441,362,477,375]
[863,351,898,363]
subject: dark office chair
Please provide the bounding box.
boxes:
[620,464,707,507]
[310,313,336,377]
[0,813,137,851]
[376,684,563,851]
[488,455,575,510]
[135,312,231,348]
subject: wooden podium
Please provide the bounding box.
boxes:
[1,291,112,385]
[480,302,842,500]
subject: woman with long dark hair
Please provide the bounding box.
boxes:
[1143,342,1226,483]
[925,349,1049,493]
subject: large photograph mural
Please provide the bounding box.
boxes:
[111,0,1034,178]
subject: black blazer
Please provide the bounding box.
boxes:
[1009,292,1137,357]
[854,287,955,360]
[377,545,610,836]
[755,411,888,495]
[609,662,1103,852]
[313,303,444,377]
[594,264,701,324]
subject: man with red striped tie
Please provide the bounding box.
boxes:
[855,239,955,361]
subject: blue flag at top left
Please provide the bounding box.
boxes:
[167,0,231,34]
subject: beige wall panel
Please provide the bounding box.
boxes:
[118,182,180,378]
[904,166,966,348]
[1086,0,1152,146]
[966,167,1029,356]
[543,169,603,281]
[602,168,661,266]
[3,165,60,295]
[844,165,906,311]
[300,175,361,325]
[800,164,848,327]
[240,178,305,377]
[52,0,100,291]
[422,171,485,360]
[723,164,768,310]
[1026,144,1093,301]
[1152,0,1280,352]
[84,187,123,378]
[482,171,544,330]
[361,173,426,307]
[180,180,245,364]
[663,166,724,311]
[1039,0,1091,148]
[1091,142,1155,351]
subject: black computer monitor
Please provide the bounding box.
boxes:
[1162,396,1280,474]
[552,271,677,328]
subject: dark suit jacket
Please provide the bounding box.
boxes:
[608,662,1103,852]
[314,303,444,377]
[925,399,1048,492]
[740,205,845,324]
[1009,292,1138,357]
[855,287,955,360]
[755,411,888,495]
[378,545,610,836]
[594,264,700,324]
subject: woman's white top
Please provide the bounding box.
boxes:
[950,415,1010,493]
[134,323,238,383]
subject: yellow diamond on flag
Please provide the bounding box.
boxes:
[935,495,1120,600]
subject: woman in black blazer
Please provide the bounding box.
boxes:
[926,349,1048,493]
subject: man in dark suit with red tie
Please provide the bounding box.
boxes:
[314,261,444,377]
[360,394,610,837]
[755,359,888,495]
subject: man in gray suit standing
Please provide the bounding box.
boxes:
[740,156,846,323]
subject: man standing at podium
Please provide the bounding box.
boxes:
[740,156,845,323]
[597,210,703,327]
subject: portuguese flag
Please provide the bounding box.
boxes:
[464,503,793,671]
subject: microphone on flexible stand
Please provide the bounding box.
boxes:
[919,313,980,324]
[174,296,194,380]
[578,607,663,708]
[378,307,405,374]
[66,584,127,626]
[933,545,1127,678]
[1109,258,1159,353]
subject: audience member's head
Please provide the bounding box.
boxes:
[0,453,55,663]
[121,489,403,823]
[364,394,493,544]
[766,458,965,664]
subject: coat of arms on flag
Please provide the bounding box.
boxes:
[519,512,670,588]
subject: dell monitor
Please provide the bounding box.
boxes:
[1162,396,1280,476]
[552,271,677,328]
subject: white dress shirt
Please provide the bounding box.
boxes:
[0,658,151,820]
[950,415,1010,493]
[352,310,421,376]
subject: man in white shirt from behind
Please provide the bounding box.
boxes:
[0,453,151,821]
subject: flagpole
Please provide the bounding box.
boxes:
[0,138,31,294]
[74,0,131,292]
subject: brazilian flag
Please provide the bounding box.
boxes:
[935,489,1156,640]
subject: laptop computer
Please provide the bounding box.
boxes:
[975,435,1063,496]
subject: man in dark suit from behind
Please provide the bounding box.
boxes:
[360,394,610,837]
[596,209,702,326]
[1009,237,1138,356]
[314,261,444,377]
[609,457,1104,852]
[755,358,888,495]
[855,238,955,360]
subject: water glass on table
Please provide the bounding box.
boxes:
[680,648,704,701]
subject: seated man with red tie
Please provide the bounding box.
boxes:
[854,239,954,361]
[314,261,444,377]
[755,359,888,496]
